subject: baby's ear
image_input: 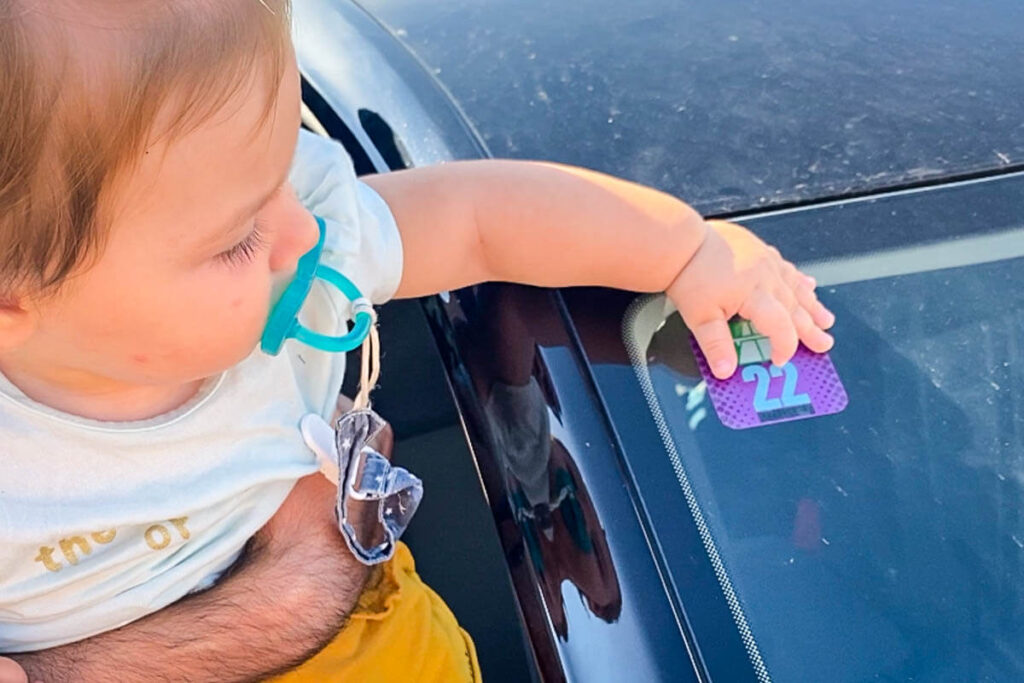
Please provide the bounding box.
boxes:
[0,293,38,352]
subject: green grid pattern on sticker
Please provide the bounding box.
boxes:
[729,318,773,366]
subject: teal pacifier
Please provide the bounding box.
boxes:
[261,215,373,355]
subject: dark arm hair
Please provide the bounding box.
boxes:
[11,475,367,683]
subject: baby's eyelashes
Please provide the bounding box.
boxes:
[216,219,270,267]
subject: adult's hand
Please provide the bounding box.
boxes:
[0,657,27,683]
[11,404,394,683]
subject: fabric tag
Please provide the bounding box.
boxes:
[690,319,849,430]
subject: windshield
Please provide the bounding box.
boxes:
[626,248,1024,681]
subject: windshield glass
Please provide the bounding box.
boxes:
[626,249,1024,681]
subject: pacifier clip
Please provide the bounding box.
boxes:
[264,214,423,565]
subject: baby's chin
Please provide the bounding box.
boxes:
[166,337,266,386]
[217,338,266,374]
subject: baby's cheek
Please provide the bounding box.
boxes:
[191,275,273,361]
[226,294,272,347]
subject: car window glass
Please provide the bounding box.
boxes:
[625,248,1024,681]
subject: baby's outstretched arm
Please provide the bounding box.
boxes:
[365,160,833,379]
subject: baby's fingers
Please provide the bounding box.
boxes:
[689,316,739,380]
[793,306,834,354]
[795,278,836,330]
[740,290,799,367]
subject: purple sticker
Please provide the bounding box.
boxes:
[690,320,848,430]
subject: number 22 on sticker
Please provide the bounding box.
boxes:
[741,363,811,413]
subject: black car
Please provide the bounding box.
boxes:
[294,1,1024,681]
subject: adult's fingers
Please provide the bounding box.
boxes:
[0,659,27,683]
[740,290,798,366]
[689,315,738,379]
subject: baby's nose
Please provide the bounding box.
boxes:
[269,188,319,272]
[292,209,320,256]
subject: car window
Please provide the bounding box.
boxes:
[625,246,1023,681]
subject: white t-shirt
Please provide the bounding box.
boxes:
[0,131,404,652]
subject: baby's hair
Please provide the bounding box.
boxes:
[0,0,292,297]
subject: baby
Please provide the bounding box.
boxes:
[0,1,834,681]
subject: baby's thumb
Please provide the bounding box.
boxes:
[690,317,737,379]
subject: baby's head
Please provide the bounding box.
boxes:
[0,0,319,416]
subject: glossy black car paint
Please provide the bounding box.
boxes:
[294,0,486,169]
[295,1,1023,681]
[423,284,706,682]
[359,0,1024,215]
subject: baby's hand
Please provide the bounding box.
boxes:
[668,220,835,379]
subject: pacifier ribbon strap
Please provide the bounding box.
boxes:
[352,297,380,412]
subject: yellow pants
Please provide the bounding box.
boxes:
[271,542,481,682]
